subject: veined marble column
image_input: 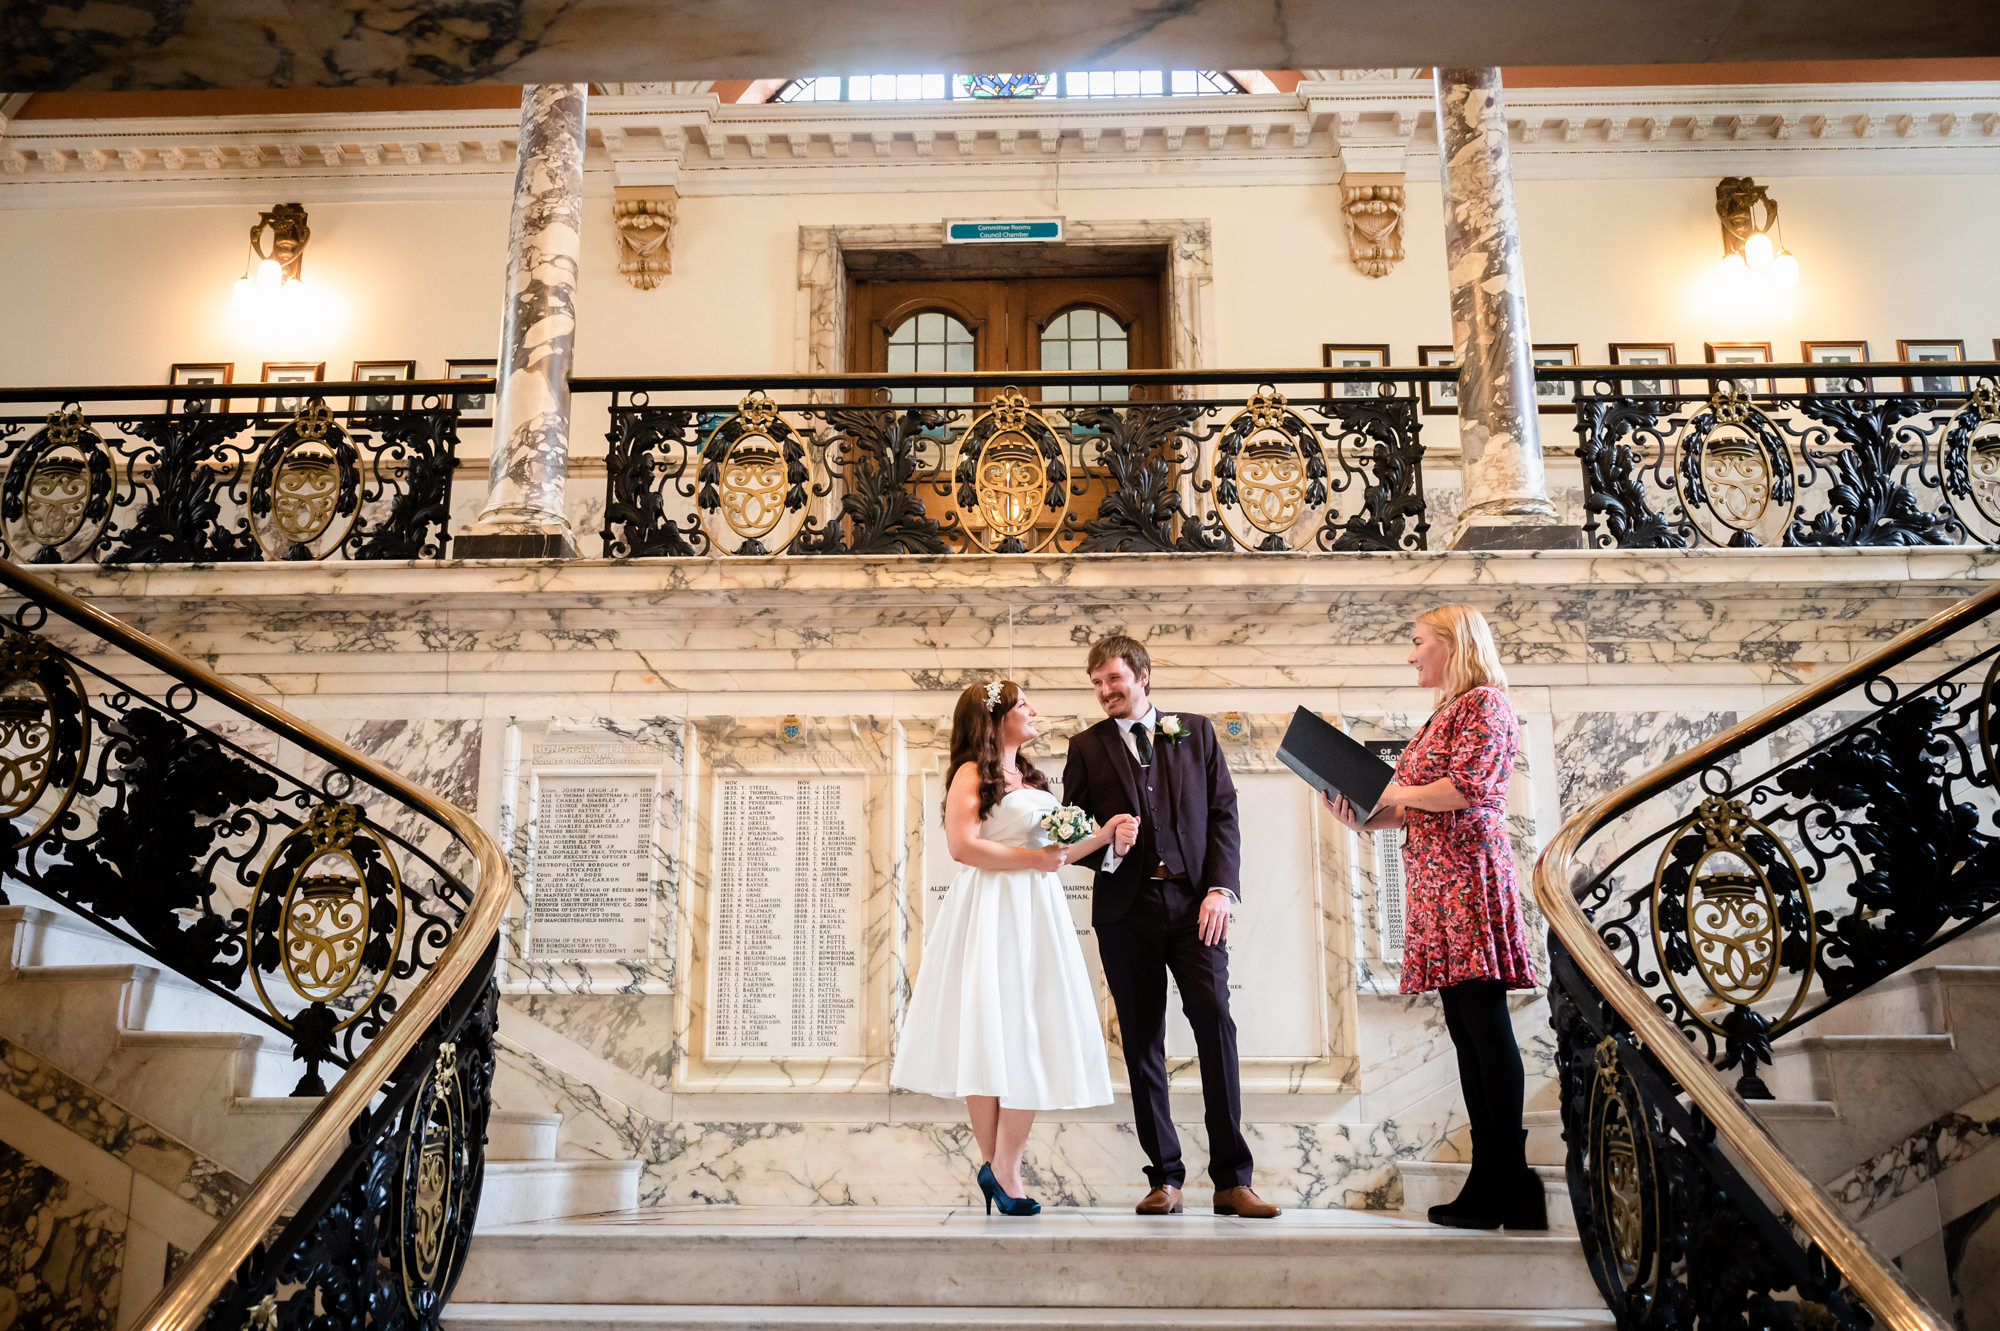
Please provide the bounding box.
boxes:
[1432,68,1566,549]
[458,83,588,559]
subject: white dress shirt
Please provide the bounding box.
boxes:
[1097,707,1237,903]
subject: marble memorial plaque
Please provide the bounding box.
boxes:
[708,775,866,1058]
[527,771,658,960]
[1167,771,1324,1061]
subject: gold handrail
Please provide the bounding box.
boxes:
[0,557,511,1331]
[1530,584,2000,1330]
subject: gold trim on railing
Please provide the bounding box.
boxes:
[0,558,511,1331]
[1531,586,2000,1331]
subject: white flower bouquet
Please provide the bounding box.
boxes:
[1040,804,1096,845]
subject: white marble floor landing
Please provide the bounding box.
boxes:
[482,1203,1458,1235]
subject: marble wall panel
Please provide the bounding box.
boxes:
[499,718,683,997]
[678,715,897,1093]
[0,1143,124,1331]
[494,1033,1457,1211]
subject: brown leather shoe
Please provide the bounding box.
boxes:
[1213,1185,1280,1218]
[1135,1184,1183,1215]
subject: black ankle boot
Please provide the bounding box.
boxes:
[1499,1130,1547,1231]
[1427,1124,1492,1226]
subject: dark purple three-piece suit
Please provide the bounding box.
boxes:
[1062,711,1253,1190]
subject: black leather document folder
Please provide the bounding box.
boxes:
[1277,706,1397,816]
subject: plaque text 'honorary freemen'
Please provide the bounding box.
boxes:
[528,773,657,959]
[708,776,865,1057]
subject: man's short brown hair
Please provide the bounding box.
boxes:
[1087,634,1150,681]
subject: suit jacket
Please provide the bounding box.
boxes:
[1061,710,1241,926]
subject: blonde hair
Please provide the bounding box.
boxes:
[1417,604,1509,700]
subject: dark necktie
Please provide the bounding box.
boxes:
[1131,720,1154,769]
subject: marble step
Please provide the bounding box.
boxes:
[456,1207,1601,1311]
[443,1305,1618,1330]
[1395,1163,1574,1232]
[476,1159,645,1229]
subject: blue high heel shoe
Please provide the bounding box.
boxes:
[976,1162,1042,1217]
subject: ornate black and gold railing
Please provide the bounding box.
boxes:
[0,555,510,1327]
[0,381,477,563]
[1566,360,2000,549]
[1532,582,2000,1328]
[580,370,1430,556]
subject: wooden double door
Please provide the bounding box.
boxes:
[849,274,1164,398]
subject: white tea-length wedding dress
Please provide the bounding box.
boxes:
[891,786,1113,1110]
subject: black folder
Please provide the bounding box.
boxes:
[1277,706,1397,817]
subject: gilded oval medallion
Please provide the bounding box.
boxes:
[21,456,91,548]
[1698,434,1772,530]
[271,450,342,545]
[1237,431,1308,535]
[717,434,788,540]
[974,432,1048,541]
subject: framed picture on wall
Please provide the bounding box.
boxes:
[446,358,499,426]
[1897,339,1966,394]
[168,362,233,415]
[351,359,416,413]
[1532,344,1580,410]
[1321,343,1391,402]
[1704,341,1775,397]
[1417,345,1458,415]
[1610,343,1678,396]
[259,361,326,415]
[1801,341,1872,393]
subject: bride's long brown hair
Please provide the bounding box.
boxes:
[945,679,1051,821]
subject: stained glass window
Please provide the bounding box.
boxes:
[771,71,1242,103]
[1040,307,1129,404]
[885,311,975,403]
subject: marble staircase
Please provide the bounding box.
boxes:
[0,900,639,1227]
[442,1206,1614,1330]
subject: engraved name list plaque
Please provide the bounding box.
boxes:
[707,776,865,1058]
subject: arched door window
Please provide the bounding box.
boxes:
[1040,306,1130,403]
[885,310,975,403]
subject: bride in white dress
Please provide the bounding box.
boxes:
[891,679,1128,1216]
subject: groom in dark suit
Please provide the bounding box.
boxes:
[1061,635,1279,1218]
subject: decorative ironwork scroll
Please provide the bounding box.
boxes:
[1577,375,1992,549]
[1574,591,2000,1096]
[600,382,1429,558]
[1552,945,1874,1331]
[696,392,815,556]
[0,398,461,565]
[206,951,496,1330]
[951,387,1071,553]
[0,610,472,1096]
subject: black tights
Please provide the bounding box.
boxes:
[1439,979,1525,1172]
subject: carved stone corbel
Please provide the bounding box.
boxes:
[1341,172,1405,278]
[612,184,677,290]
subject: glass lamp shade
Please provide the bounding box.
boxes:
[1771,251,1800,287]
[1742,232,1775,269]
[233,275,256,309]
[1719,252,1749,278]
[255,258,283,293]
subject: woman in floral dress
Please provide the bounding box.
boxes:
[1324,604,1543,1230]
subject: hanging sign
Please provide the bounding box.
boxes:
[945,218,1064,244]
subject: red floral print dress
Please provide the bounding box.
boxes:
[1392,685,1538,993]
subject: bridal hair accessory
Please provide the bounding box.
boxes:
[983,679,1005,711]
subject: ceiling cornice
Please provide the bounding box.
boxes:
[2,80,1996,207]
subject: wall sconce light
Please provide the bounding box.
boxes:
[1715,177,1798,287]
[233,203,311,310]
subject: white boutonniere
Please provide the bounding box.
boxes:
[1158,715,1188,745]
